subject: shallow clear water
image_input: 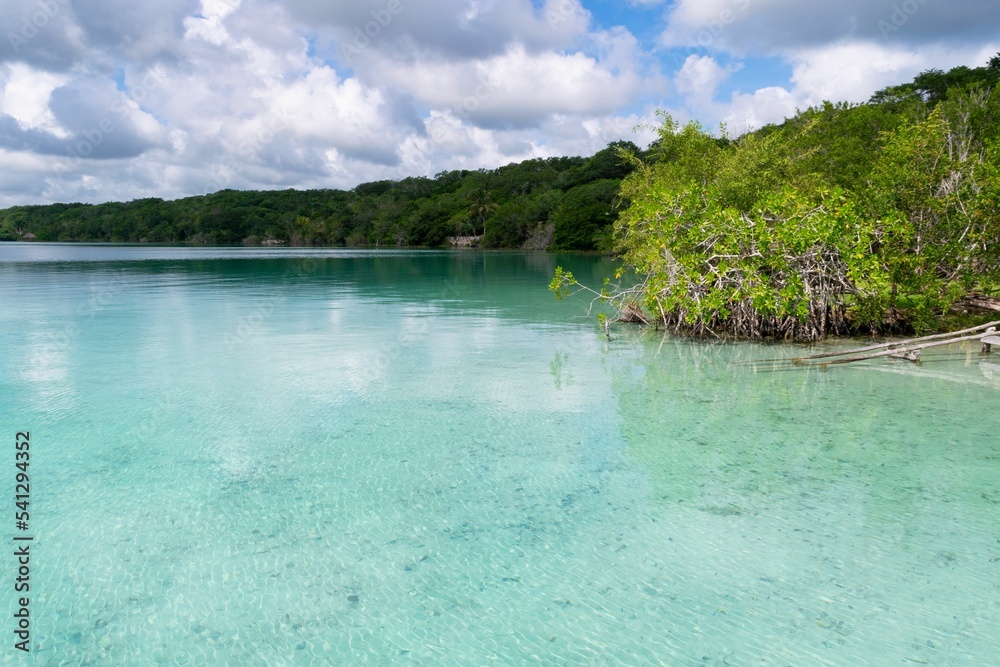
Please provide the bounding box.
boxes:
[1,243,998,666]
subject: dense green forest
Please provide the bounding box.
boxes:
[0,141,639,251]
[552,56,1000,339]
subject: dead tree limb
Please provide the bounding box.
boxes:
[788,320,1000,363]
[815,331,996,367]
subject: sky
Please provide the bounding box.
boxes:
[0,0,997,207]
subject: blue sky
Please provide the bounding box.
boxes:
[0,0,997,206]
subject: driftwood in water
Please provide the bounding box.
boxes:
[788,320,1000,363]
[749,320,1000,369]
[814,331,995,367]
[890,350,922,363]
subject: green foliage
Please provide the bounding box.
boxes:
[550,179,622,251]
[867,102,1000,325]
[482,197,542,248]
[644,114,724,187]
[548,266,577,301]
[871,64,999,107]
[465,188,499,237]
[594,56,1000,339]
[616,138,886,338]
[1,144,636,250]
[558,141,639,189]
[778,101,911,191]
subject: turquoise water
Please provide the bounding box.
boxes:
[1,243,999,666]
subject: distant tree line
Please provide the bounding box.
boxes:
[0,142,640,251]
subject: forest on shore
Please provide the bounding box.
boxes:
[552,56,1000,339]
[0,140,638,251]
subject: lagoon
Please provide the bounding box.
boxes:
[1,244,998,666]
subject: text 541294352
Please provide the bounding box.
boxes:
[14,431,33,653]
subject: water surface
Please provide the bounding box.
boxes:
[1,243,998,666]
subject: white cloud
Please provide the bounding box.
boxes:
[657,0,1000,137]
[721,86,799,135]
[710,40,998,135]
[674,54,740,107]
[362,42,642,128]
[787,41,994,104]
[0,0,665,206]
[659,0,1000,54]
[0,63,69,135]
[282,0,592,61]
[0,0,996,207]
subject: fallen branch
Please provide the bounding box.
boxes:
[617,303,651,325]
[954,294,1000,313]
[786,319,1000,363]
[816,331,994,367]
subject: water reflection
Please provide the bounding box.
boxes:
[609,329,1000,528]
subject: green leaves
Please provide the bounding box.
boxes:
[599,83,1000,339]
[548,267,577,301]
[550,179,622,250]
